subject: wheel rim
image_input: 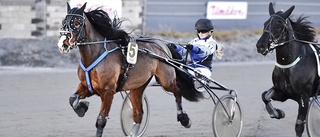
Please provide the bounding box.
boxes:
[307,96,320,137]
[213,96,242,137]
[121,95,149,136]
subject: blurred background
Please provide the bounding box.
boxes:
[1,0,320,39]
[0,1,316,137]
[0,0,320,67]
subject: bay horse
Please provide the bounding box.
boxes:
[57,2,203,137]
[256,2,319,137]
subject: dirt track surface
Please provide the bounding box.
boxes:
[0,62,310,137]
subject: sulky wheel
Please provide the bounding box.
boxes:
[120,93,150,136]
[306,96,320,137]
[212,94,243,137]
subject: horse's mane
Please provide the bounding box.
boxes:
[290,15,316,42]
[85,9,130,46]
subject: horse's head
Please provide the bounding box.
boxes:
[256,2,295,56]
[57,2,87,54]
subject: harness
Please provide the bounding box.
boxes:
[264,14,320,70]
[78,38,121,94]
[59,10,135,95]
[59,10,204,95]
[74,37,172,94]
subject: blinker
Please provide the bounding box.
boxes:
[65,14,85,35]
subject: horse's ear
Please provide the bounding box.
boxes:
[79,2,87,13]
[269,2,275,15]
[283,5,295,18]
[67,2,71,12]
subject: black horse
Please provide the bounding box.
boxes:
[256,2,319,137]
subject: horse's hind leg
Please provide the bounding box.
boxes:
[158,76,191,128]
[69,83,92,117]
[295,96,309,137]
[129,78,152,137]
[155,65,191,128]
[175,94,191,128]
[261,87,286,119]
[129,88,144,136]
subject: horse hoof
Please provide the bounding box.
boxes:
[185,119,192,128]
[74,101,89,117]
[275,109,285,119]
[269,108,285,119]
[96,128,103,137]
[177,113,192,128]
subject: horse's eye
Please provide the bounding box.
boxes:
[74,21,81,28]
[275,22,282,29]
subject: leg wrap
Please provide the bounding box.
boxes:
[265,102,279,118]
[95,115,107,129]
[69,94,80,109]
[296,119,306,125]
[295,119,306,137]
[262,89,274,104]
[262,89,285,119]
[176,102,183,115]
[95,115,107,137]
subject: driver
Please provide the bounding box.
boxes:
[169,18,224,91]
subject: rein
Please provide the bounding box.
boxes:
[270,37,320,50]
[76,39,122,46]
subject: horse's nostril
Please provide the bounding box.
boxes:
[256,46,266,55]
[63,44,68,49]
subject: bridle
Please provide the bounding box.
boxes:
[59,11,122,94]
[263,14,295,51]
[263,14,320,69]
[59,13,86,48]
[59,13,121,49]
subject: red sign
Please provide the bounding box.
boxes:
[207,2,248,19]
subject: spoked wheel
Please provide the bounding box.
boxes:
[212,94,243,137]
[307,96,320,137]
[120,93,150,136]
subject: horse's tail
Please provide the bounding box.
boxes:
[176,70,204,102]
[167,43,204,102]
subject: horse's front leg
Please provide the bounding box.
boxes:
[95,91,114,137]
[69,83,92,117]
[261,87,286,119]
[295,96,309,137]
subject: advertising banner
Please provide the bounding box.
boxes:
[69,0,122,18]
[206,1,248,19]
